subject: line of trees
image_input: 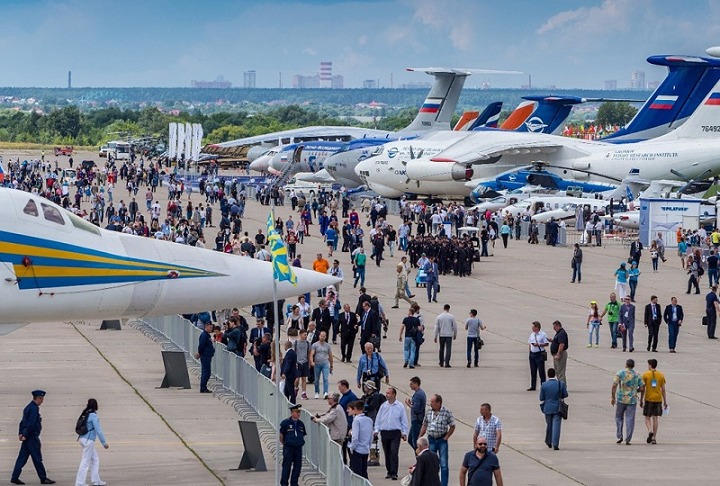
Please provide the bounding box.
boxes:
[0,101,638,147]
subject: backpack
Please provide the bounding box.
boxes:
[75,409,94,436]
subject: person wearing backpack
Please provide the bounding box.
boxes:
[75,398,108,486]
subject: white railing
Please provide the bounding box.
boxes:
[142,315,371,486]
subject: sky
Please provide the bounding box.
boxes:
[1,0,720,89]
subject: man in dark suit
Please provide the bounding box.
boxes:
[339,303,359,363]
[355,287,371,316]
[662,296,684,353]
[539,368,569,450]
[644,295,662,352]
[359,300,381,356]
[281,340,299,404]
[249,318,271,369]
[410,437,440,486]
[310,299,332,338]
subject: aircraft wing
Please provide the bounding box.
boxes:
[203,126,389,156]
[431,134,565,165]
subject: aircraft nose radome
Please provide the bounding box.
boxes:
[249,158,269,172]
[280,266,342,295]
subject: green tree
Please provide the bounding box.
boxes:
[138,107,168,135]
[47,106,82,138]
[595,102,638,127]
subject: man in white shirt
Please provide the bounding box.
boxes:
[373,387,408,481]
[527,321,549,391]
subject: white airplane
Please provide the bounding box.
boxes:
[503,195,609,219]
[0,188,339,324]
[403,75,720,187]
[324,101,504,187]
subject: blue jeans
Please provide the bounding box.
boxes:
[609,321,619,347]
[709,268,719,287]
[353,266,365,287]
[400,236,408,252]
[404,280,412,297]
[615,402,637,442]
[408,419,422,450]
[588,321,600,345]
[629,279,637,300]
[428,436,449,486]
[314,362,330,395]
[544,413,562,448]
[668,321,680,350]
[466,336,479,364]
[572,262,582,282]
[403,337,416,367]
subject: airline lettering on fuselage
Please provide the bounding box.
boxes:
[394,170,406,175]
[609,149,678,161]
[660,206,689,212]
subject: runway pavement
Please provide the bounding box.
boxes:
[2,154,720,485]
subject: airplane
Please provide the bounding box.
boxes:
[323,102,503,187]
[224,67,520,170]
[405,53,720,183]
[264,68,519,176]
[0,188,340,324]
[353,94,643,199]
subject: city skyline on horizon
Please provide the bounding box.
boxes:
[1,1,718,90]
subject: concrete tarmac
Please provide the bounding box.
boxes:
[1,153,719,485]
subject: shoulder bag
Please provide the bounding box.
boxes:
[558,382,569,420]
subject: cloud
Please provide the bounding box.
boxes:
[537,8,587,35]
[358,34,368,46]
[302,48,318,56]
[537,0,639,36]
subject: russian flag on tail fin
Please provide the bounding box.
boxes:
[650,95,678,110]
[419,97,443,113]
[0,161,4,183]
[705,92,720,105]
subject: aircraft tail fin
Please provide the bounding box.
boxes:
[0,161,4,183]
[467,101,503,130]
[604,55,720,142]
[660,77,720,140]
[454,111,480,131]
[515,96,584,135]
[499,101,536,130]
[404,68,471,132]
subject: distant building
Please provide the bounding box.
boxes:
[243,70,256,89]
[331,75,344,89]
[398,82,431,89]
[293,74,320,88]
[363,79,377,89]
[191,75,232,89]
[320,61,332,88]
[647,80,660,90]
[604,80,617,90]
[630,71,645,89]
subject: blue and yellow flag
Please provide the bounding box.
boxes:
[267,210,297,285]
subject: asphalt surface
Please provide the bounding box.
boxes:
[1,151,719,485]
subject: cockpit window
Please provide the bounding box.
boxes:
[23,200,39,217]
[68,211,101,236]
[40,203,65,225]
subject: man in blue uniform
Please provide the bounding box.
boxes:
[194,321,215,393]
[11,390,55,485]
[279,404,306,486]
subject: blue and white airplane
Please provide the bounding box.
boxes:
[0,188,340,324]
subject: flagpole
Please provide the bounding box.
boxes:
[272,200,282,486]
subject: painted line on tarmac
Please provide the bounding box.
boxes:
[70,322,226,486]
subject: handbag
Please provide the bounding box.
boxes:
[400,474,413,486]
[477,337,484,349]
[540,350,548,362]
[558,382,569,420]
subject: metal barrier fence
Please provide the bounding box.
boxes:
[142,315,371,486]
